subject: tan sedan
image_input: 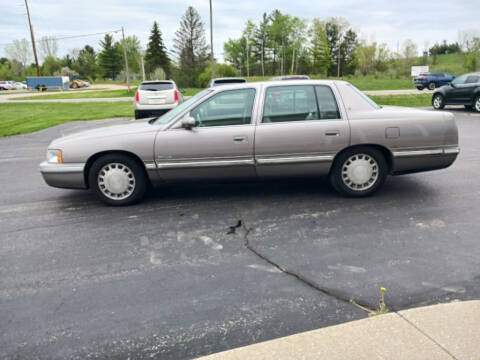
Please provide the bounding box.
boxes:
[40,80,459,205]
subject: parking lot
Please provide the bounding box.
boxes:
[1,110,480,359]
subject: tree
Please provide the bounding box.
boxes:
[38,36,58,60]
[97,34,123,79]
[41,56,62,75]
[269,10,292,75]
[72,45,97,79]
[309,19,330,75]
[173,6,208,87]
[145,22,170,78]
[198,62,239,87]
[254,13,271,76]
[289,17,308,74]
[5,38,32,70]
[401,39,418,76]
[340,29,358,75]
[224,38,247,75]
[242,20,256,77]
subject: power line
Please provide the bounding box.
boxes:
[0,29,122,47]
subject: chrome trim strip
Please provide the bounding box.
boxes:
[392,149,444,158]
[156,159,254,169]
[444,147,460,155]
[39,161,85,173]
[393,147,460,158]
[256,155,334,165]
[143,161,157,170]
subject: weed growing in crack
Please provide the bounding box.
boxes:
[350,287,389,317]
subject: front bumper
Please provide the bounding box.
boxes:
[39,162,87,189]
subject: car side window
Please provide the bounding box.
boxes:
[315,86,341,119]
[190,88,256,127]
[452,74,468,85]
[262,85,318,123]
[465,75,480,84]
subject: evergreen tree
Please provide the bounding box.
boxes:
[173,6,208,87]
[310,19,330,75]
[97,34,123,79]
[145,22,170,77]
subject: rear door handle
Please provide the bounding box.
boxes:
[325,130,340,136]
[233,136,247,142]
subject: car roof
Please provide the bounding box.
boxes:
[208,79,343,92]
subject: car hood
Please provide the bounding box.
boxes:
[51,120,163,146]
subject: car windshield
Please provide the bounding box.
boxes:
[348,84,381,109]
[153,89,212,124]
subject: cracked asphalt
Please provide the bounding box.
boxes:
[1,110,480,359]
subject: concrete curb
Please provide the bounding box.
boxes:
[198,300,480,360]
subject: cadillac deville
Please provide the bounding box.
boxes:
[40,80,459,205]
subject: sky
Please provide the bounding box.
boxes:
[1,0,478,63]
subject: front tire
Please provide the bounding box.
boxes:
[416,86,424,91]
[330,147,387,197]
[432,94,445,110]
[428,82,436,90]
[89,154,147,205]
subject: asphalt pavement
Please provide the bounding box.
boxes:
[1,110,479,359]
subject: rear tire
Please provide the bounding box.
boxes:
[89,154,147,206]
[474,96,480,113]
[464,105,473,111]
[330,147,387,197]
[428,82,436,90]
[432,94,445,110]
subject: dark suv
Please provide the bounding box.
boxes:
[414,72,455,90]
[432,73,480,112]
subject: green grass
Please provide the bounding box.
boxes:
[13,87,202,100]
[369,94,432,107]
[244,75,414,90]
[12,88,137,100]
[0,102,133,136]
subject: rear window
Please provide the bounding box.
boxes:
[213,79,246,85]
[139,82,174,91]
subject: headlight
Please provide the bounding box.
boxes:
[46,149,63,163]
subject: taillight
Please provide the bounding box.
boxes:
[174,89,179,102]
[135,91,139,102]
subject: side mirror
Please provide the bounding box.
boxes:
[181,114,196,129]
[180,88,186,95]
[450,82,455,88]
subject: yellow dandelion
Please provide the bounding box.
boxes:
[381,287,387,292]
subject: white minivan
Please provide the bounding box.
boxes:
[134,80,184,119]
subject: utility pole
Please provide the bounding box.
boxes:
[140,54,145,81]
[24,0,40,76]
[121,27,130,92]
[209,0,215,79]
[337,45,341,77]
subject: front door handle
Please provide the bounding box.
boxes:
[325,130,340,136]
[233,136,247,142]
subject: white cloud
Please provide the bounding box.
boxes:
[1,0,478,63]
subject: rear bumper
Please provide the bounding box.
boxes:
[134,102,178,111]
[39,162,86,189]
[391,147,459,175]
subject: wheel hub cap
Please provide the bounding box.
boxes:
[98,163,135,200]
[341,154,379,191]
[476,98,480,112]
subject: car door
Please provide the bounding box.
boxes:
[446,74,470,103]
[254,84,350,177]
[154,88,257,180]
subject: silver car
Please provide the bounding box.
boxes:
[134,80,183,119]
[40,80,459,205]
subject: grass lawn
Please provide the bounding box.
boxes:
[13,88,137,100]
[369,94,432,107]
[0,102,133,137]
[13,87,202,100]
[245,75,414,90]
